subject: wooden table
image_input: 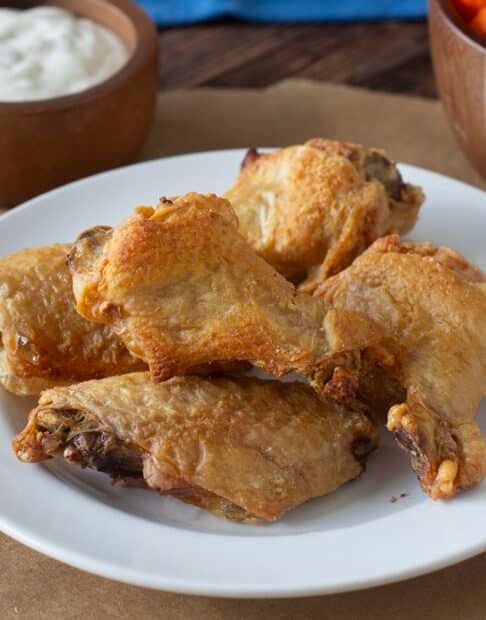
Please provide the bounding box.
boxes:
[158,20,436,97]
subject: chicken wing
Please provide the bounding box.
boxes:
[67,193,383,392]
[13,373,379,522]
[316,235,486,499]
[225,139,424,291]
[0,245,145,396]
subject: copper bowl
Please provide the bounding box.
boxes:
[429,0,486,178]
[0,0,158,208]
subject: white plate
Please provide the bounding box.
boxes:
[0,150,485,598]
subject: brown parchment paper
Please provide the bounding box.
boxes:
[1,80,485,620]
[141,79,485,189]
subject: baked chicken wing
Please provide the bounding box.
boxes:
[316,235,486,499]
[0,245,145,396]
[13,373,379,521]
[68,193,383,392]
[225,139,424,291]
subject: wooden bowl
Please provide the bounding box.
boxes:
[0,0,158,209]
[429,0,486,178]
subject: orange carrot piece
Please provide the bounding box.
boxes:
[453,0,486,21]
[469,6,486,35]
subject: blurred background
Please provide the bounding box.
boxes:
[2,0,484,210]
[142,0,434,96]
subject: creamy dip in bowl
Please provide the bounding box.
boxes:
[0,6,130,101]
[0,0,158,209]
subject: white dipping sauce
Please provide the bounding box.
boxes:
[0,6,129,101]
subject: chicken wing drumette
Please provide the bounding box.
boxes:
[316,235,486,499]
[0,244,144,395]
[68,193,383,394]
[225,138,424,291]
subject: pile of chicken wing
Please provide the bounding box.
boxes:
[6,138,486,522]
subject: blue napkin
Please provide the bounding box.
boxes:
[137,1,427,26]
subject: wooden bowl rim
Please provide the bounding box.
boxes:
[0,0,157,112]
[434,0,486,52]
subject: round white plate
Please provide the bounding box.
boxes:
[0,150,485,598]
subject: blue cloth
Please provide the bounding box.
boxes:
[136,1,427,26]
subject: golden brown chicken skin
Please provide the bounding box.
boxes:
[13,373,379,522]
[67,193,384,393]
[0,245,145,396]
[316,235,486,500]
[225,139,424,292]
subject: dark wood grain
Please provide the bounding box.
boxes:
[158,20,436,97]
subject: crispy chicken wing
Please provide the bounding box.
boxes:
[225,139,424,291]
[67,193,383,392]
[316,235,486,499]
[13,373,379,521]
[0,245,145,396]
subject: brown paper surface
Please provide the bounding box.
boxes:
[142,79,485,189]
[1,80,485,619]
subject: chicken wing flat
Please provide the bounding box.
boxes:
[225,139,424,291]
[316,235,486,499]
[0,245,145,396]
[68,193,384,392]
[13,373,378,521]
